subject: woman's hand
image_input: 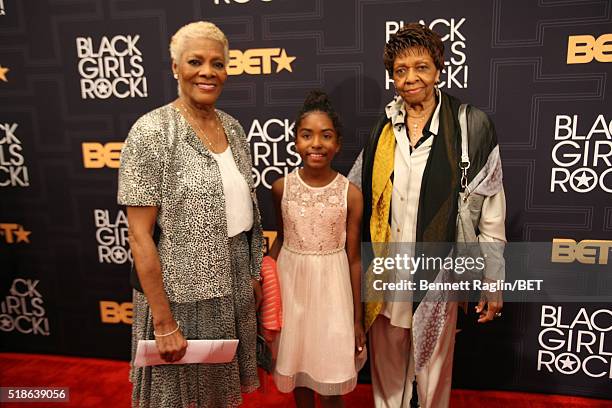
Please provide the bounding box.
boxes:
[476,288,503,323]
[154,321,188,362]
[128,206,188,362]
[252,278,263,311]
[354,321,366,354]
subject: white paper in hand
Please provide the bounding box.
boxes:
[134,339,239,367]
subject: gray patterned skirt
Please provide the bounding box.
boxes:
[130,233,259,408]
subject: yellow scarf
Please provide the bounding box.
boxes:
[364,122,395,331]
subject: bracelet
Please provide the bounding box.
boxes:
[153,321,180,337]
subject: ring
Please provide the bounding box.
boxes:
[495,312,502,318]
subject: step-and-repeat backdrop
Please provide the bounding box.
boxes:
[1,0,611,399]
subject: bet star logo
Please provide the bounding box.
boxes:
[111,246,128,263]
[227,48,296,75]
[0,223,31,244]
[0,316,12,330]
[556,353,580,374]
[571,170,597,192]
[95,81,110,95]
[272,49,296,73]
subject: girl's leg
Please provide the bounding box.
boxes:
[294,387,315,408]
[319,394,345,408]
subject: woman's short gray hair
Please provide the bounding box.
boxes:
[169,21,229,63]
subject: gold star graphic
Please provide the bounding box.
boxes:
[273,49,296,73]
[14,225,31,243]
[0,65,9,82]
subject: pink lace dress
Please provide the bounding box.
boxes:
[273,169,361,396]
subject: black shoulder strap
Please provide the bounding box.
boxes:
[458,104,470,193]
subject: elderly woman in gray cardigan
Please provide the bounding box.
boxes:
[117,21,262,408]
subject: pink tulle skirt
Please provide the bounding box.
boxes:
[273,246,366,396]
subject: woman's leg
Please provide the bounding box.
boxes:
[293,387,315,408]
[319,394,345,408]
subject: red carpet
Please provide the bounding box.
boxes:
[1,353,611,407]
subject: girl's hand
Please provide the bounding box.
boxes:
[154,321,188,362]
[354,321,366,354]
[252,278,263,311]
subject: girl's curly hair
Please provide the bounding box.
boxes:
[295,90,343,143]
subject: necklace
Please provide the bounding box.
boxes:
[406,110,431,142]
[178,102,223,151]
[405,100,436,141]
[407,113,426,135]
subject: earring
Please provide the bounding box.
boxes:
[173,73,178,79]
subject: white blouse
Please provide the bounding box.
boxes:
[380,96,442,329]
[211,145,253,237]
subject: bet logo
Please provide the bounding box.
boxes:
[567,34,612,64]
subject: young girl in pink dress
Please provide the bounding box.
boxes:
[268,90,366,408]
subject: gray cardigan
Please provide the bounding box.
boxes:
[118,104,263,303]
